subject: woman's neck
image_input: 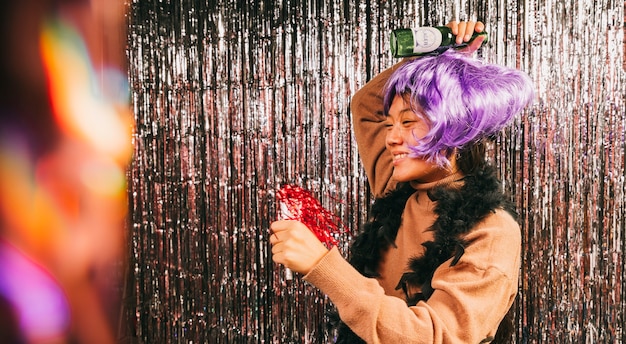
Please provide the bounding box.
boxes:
[409,170,464,191]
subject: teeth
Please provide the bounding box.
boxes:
[393,153,408,161]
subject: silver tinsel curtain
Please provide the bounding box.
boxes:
[121,0,626,343]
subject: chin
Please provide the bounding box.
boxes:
[392,173,413,183]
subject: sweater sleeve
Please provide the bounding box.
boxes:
[350,61,407,198]
[304,210,521,344]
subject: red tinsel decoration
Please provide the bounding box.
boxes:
[276,184,346,247]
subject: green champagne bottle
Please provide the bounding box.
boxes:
[390,26,488,58]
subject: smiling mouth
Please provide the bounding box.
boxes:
[392,153,408,162]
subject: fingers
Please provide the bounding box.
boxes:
[270,239,284,261]
[446,20,485,44]
[270,219,289,232]
[464,34,486,54]
[456,21,468,44]
[269,232,279,245]
[456,21,481,44]
[268,220,329,275]
[446,20,459,33]
[269,224,286,264]
[269,220,288,243]
[474,21,485,33]
[269,220,295,262]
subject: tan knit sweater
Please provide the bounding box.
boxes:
[303,62,521,343]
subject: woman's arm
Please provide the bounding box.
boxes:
[304,211,521,343]
[350,61,406,197]
[350,21,486,198]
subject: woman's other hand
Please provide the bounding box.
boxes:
[446,20,486,53]
[270,220,329,275]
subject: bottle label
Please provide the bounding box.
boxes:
[410,27,443,54]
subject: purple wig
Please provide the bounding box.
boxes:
[383,50,535,167]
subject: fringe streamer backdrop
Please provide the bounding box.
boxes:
[121,0,625,343]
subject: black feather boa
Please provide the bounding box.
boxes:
[327,164,518,343]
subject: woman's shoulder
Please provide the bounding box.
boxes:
[466,209,521,244]
[461,209,522,273]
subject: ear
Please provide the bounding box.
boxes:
[446,147,459,165]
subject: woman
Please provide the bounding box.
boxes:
[270,22,534,343]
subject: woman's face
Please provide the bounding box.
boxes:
[384,95,452,184]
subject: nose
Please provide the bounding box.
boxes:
[386,124,403,146]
